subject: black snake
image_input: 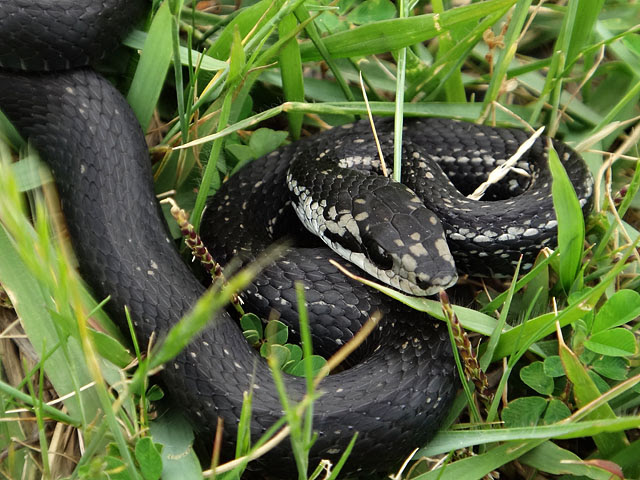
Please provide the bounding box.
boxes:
[0,1,594,477]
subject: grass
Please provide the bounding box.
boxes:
[1,0,640,478]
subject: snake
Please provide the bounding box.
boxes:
[0,0,594,477]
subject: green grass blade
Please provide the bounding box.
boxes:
[420,416,640,457]
[278,13,304,139]
[548,142,585,292]
[480,0,532,116]
[123,30,227,71]
[127,1,173,130]
[558,333,627,456]
[299,0,516,61]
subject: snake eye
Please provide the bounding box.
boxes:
[363,236,393,270]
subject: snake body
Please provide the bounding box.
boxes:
[0,1,593,477]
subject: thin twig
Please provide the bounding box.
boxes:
[359,71,388,177]
[468,126,544,200]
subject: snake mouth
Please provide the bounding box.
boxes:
[414,272,458,296]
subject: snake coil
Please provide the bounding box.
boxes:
[0,1,593,477]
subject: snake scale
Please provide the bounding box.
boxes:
[0,0,593,477]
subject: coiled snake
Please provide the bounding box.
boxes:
[0,0,593,477]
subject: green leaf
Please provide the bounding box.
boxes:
[520,440,616,479]
[548,141,585,292]
[135,437,163,480]
[104,456,130,480]
[123,30,227,72]
[90,329,132,369]
[587,370,612,395]
[278,13,304,139]
[149,411,201,480]
[299,0,516,61]
[127,1,173,130]
[286,354,327,377]
[543,356,565,378]
[207,0,275,60]
[240,313,263,338]
[584,328,637,357]
[420,416,640,457]
[543,398,571,424]
[502,397,547,427]
[591,356,628,381]
[346,0,396,24]
[248,129,289,158]
[226,143,255,168]
[264,344,291,370]
[285,343,303,363]
[146,385,164,402]
[592,289,640,334]
[228,25,246,85]
[559,335,627,456]
[264,319,289,346]
[243,329,261,347]
[520,362,554,395]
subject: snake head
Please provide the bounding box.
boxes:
[352,183,458,296]
[288,162,457,295]
[315,179,458,296]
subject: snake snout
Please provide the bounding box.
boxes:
[393,208,458,296]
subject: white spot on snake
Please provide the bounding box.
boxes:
[473,235,490,243]
[190,351,197,358]
[394,239,405,247]
[434,238,450,258]
[450,233,466,241]
[523,228,539,237]
[65,87,75,94]
[409,243,428,257]
[410,232,421,241]
[402,254,417,272]
[80,164,86,174]
[546,220,558,228]
[354,198,366,205]
[345,218,359,237]
[354,212,369,221]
